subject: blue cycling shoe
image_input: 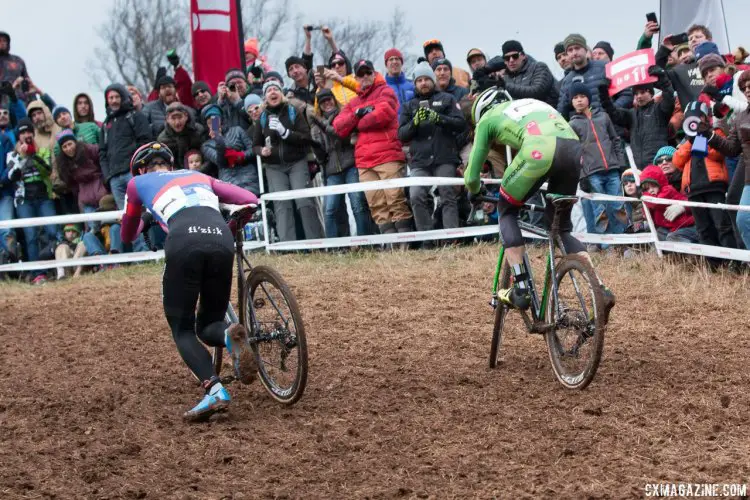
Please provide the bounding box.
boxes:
[183,387,231,422]
[225,324,257,385]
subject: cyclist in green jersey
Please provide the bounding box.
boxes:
[464,87,615,312]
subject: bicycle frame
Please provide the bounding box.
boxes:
[233,228,255,327]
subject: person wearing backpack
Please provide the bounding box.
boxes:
[252,80,323,242]
[99,84,152,209]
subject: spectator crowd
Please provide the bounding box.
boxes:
[1,15,749,283]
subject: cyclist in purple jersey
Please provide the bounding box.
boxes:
[121,141,260,422]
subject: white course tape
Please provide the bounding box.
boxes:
[0,209,124,230]
[655,240,750,262]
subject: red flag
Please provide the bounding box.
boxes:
[190,0,242,93]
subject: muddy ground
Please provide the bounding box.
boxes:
[1,246,748,499]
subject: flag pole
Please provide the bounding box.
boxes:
[236,0,246,75]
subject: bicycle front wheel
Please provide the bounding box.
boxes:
[489,261,510,369]
[544,255,605,390]
[243,265,308,405]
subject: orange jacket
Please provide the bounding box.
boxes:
[672,128,729,195]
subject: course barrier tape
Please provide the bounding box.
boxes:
[0,175,747,273]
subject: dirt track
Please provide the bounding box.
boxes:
[1,247,749,499]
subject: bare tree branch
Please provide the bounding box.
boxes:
[241,0,293,54]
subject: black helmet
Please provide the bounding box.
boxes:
[129,141,174,176]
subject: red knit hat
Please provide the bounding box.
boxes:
[384,48,403,65]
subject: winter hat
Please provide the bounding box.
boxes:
[569,82,591,103]
[353,59,375,75]
[244,37,259,58]
[384,48,404,65]
[502,40,524,56]
[16,118,34,135]
[694,41,721,61]
[244,93,262,110]
[55,129,76,147]
[264,71,283,83]
[621,168,638,184]
[224,68,246,83]
[633,83,655,95]
[166,102,189,115]
[466,48,486,64]
[431,58,452,72]
[564,33,588,51]
[423,39,444,57]
[63,224,81,236]
[262,80,283,96]
[316,89,335,104]
[200,104,222,121]
[155,75,176,89]
[52,105,71,122]
[554,42,566,57]
[96,194,117,212]
[191,81,211,96]
[698,53,725,76]
[593,41,614,60]
[413,61,436,84]
[0,32,9,45]
[284,56,307,75]
[653,146,677,163]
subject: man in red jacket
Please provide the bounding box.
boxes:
[333,60,413,235]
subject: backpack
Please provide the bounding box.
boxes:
[102,111,136,144]
[259,106,296,130]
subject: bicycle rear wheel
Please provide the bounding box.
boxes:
[544,255,605,390]
[489,261,511,369]
[243,265,308,405]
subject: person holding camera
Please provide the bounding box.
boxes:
[6,118,58,283]
[252,81,323,241]
[217,68,251,130]
[398,62,466,236]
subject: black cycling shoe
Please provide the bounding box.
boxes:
[601,285,616,317]
[497,287,531,310]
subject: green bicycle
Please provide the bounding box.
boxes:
[472,193,607,390]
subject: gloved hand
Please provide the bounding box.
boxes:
[166,49,180,68]
[141,211,155,229]
[224,148,246,167]
[424,108,440,124]
[664,204,685,221]
[413,107,428,126]
[702,85,722,101]
[268,115,289,139]
[467,184,488,204]
[647,65,666,81]
[355,106,374,118]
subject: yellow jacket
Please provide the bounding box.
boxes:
[315,75,359,113]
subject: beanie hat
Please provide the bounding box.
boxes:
[200,104,222,121]
[698,53,725,76]
[502,40,524,55]
[244,37,259,58]
[384,48,404,65]
[262,80,283,96]
[593,41,614,60]
[191,81,210,96]
[423,39,444,57]
[16,117,34,135]
[224,68,246,83]
[694,41,721,60]
[166,102,189,115]
[621,168,638,184]
[554,42,566,57]
[316,89,335,104]
[569,82,592,103]
[653,146,677,163]
[633,83,655,95]
[96,194,117,212]
[244,93,262,109]
[63,224,81,235]
[413,61,436,84]
[56,129,76,147]
[564,33,588,51]
[285,56,307,75]
[431,58,452,72]
[52,105,70,122]
[155,75,176,89]
[265,71,283,83]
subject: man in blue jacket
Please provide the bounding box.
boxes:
[557,34,633,120]
[384,48,414,114]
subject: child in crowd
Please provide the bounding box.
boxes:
[185,149,203,171]
[640,165,699,243]
[568,82,627,246]
[52,224,85,280]
[620,168,648,233]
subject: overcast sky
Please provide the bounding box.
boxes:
[4,0,749,119]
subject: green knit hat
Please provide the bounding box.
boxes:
[63,224,81,235]
[564,33,588,51]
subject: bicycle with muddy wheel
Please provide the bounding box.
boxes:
[469,193,607,390]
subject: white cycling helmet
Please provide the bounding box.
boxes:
[471,86,511,124]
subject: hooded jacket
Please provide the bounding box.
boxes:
[333,73,405,169]
[640,165,695,231]
[504,57,559,108]
[385,72,415,113]
[672,129,729,196]
[72,93,99,125]
[55,142,107,207]
[99,84,152,181]
[398,89,466,169]
[325,51,359,108]
[157,113,207,170]
[569,108,624,178]
[26,100,61,158]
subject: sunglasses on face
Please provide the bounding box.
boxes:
[193,89,209,98]
[504,53,521,62]
[331,60,346,68]
[655,156,672,165]
[356,70,373,78]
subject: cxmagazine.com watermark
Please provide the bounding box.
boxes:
[644,483,747,497]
